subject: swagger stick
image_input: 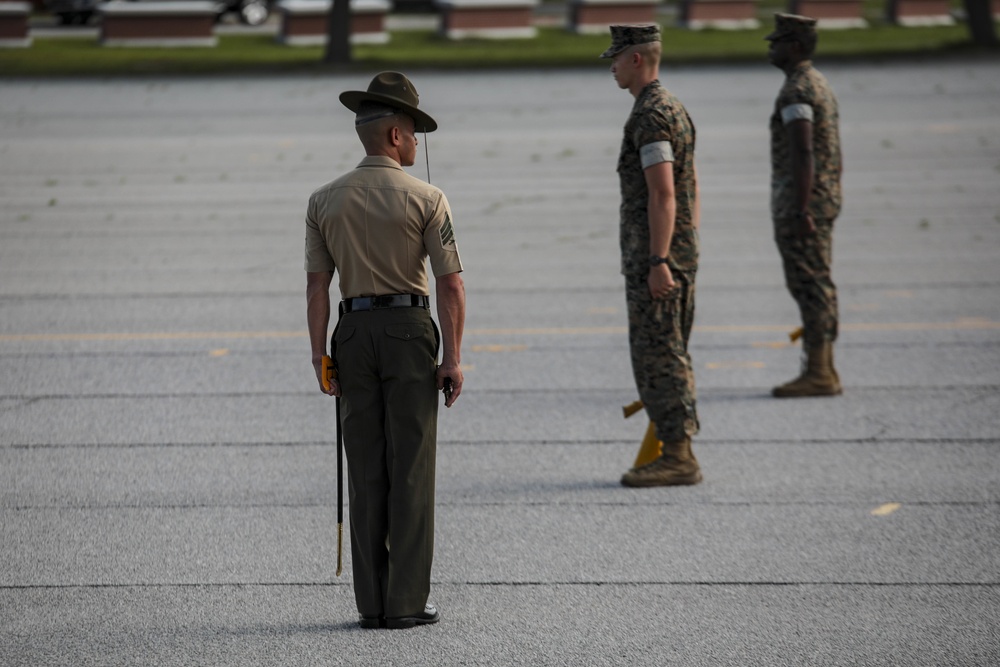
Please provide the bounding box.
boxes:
[335,389,344,577]
[323,354,344,577]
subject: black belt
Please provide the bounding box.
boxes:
[342,294,430,313]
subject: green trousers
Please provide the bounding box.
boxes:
[774,215,839,347]
[333,306,439,619]
[625,272,700,444]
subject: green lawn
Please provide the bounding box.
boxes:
[0,23,983,77]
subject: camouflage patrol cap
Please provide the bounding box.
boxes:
[599,24,661,59]
[765,13,817,41]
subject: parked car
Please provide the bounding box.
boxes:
[46,0,273,26]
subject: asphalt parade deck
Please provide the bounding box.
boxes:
[1,60,999,665]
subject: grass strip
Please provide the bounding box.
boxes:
[0,24,981,77]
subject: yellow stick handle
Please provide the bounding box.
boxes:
[788,326,804,342]
[322,355,336,392]
[633,421,663,468]
[622,399,644,419]
[336,523,344,577]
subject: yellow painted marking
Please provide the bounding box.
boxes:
[752,341,794,349]
[469,326,626,336]
[0,331,306,343]
[871,503,902,516]
[587,307,618,315]
[926,123,959,134]
[209,348,229,357]
[843,320,999,332]
[470,344,528,353]
[884,290,914,298]
[460,364,475,372]
[1,319,997,344]
[705,361,765,370]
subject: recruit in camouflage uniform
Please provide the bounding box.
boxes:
[602,24,702,487]
[767,13,844,397]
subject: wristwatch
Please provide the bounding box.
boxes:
[649,255,670,267]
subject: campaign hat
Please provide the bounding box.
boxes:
[339,71,437,133]
[599,23,661,59]
[765,13,818,41]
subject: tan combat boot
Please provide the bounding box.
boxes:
[621,437,703,487]
[772,340,842,398]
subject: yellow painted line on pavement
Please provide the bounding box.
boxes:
[871,503,902,517]
[843,318,999,332]
[1,319,996,344]
[0,330,306,343]
[705,361,766,370]
[470,326,627,336]
[470,344,528,352]
[209,348,230,357]
[698,319,1000,334]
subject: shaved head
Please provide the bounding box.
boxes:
[634,40,661,66]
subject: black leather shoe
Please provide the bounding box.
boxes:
[385,603,440,629]
[359,615,384,629]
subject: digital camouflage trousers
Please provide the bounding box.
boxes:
[774,216,839,348]
[625,272,700,443]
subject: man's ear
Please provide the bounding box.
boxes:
[389,125,401,146]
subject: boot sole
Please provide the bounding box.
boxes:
[621,471,703,488]
[772,386,842,398]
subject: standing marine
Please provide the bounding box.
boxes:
[766,13,843,397]
[602,24,703,488]
[304,72,466,629]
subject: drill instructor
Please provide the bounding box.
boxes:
[304,72,465,629]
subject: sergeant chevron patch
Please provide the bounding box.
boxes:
[440,214,456,247]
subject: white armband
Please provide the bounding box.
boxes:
[781,103,814,125]
[640,141,674,169]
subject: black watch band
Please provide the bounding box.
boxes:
[649,255,669,267]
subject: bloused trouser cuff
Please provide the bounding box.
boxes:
[625,272,700,444]
[334,307,439,619]
[774,215,839,347]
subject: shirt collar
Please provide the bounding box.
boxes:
[632,79,662,111]
[790,60,813,76]
[357,155,404,170]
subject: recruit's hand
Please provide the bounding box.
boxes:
[647,263,677,301]
[436,363,463,408]
[313,358,341,397]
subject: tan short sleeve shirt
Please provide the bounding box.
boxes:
[304,156,463,299]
